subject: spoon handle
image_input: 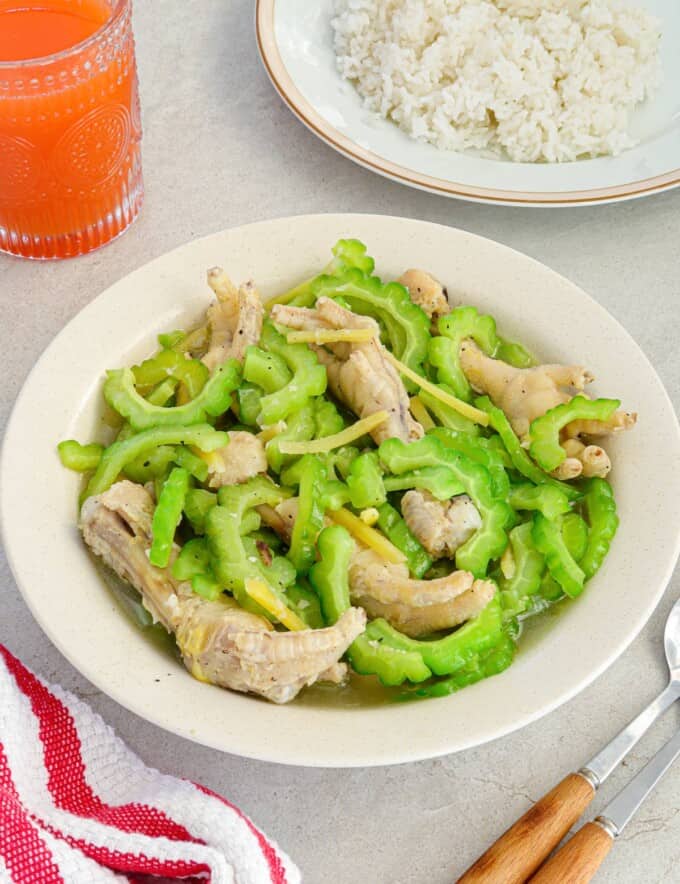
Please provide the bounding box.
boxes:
[456,681,680,884]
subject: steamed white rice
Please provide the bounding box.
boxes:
[331,0,661,162]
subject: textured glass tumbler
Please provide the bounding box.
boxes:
[0,0,143,259]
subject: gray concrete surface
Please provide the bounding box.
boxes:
[1,3,679,882]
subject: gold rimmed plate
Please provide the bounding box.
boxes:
[256,0,680,207]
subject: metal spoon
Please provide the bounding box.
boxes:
[457,596,680,884]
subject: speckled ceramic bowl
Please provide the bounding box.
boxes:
[2,215,679,765]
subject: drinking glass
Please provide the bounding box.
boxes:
[0,0,143,259]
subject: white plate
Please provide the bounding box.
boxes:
[2,214,679,766]
[256,1,680,206]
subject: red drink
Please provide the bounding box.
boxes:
[0,0,143,258]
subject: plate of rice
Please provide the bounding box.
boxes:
[256,0,680,206]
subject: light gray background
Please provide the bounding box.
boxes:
[1,3,679,882]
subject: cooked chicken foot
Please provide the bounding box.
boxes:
[401,490,482,558]
[202,271,264,371]
[178,598,364,702]
[271,297,423,444]
[460,340,635,474]
[460,340,592,439]
[348,547,494,638]
[80,481,365,703]
[397,269,450,327]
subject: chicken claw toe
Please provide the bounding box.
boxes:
[398,269,450,325]
[202,274,264,371]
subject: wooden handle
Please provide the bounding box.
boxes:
[456,773,595,884]
[528,821,614,883]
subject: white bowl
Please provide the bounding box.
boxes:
[2,214,679,766]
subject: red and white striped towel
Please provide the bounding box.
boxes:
[0,646,300,884]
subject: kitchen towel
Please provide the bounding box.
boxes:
[0,645,300,884]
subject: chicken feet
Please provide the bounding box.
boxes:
[460,340,635,478]
[271,297,423,444]
[202,269,264,371]
[80,481,365,703]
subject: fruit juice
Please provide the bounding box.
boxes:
[0,4,107,61]
[0,0,143,258]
